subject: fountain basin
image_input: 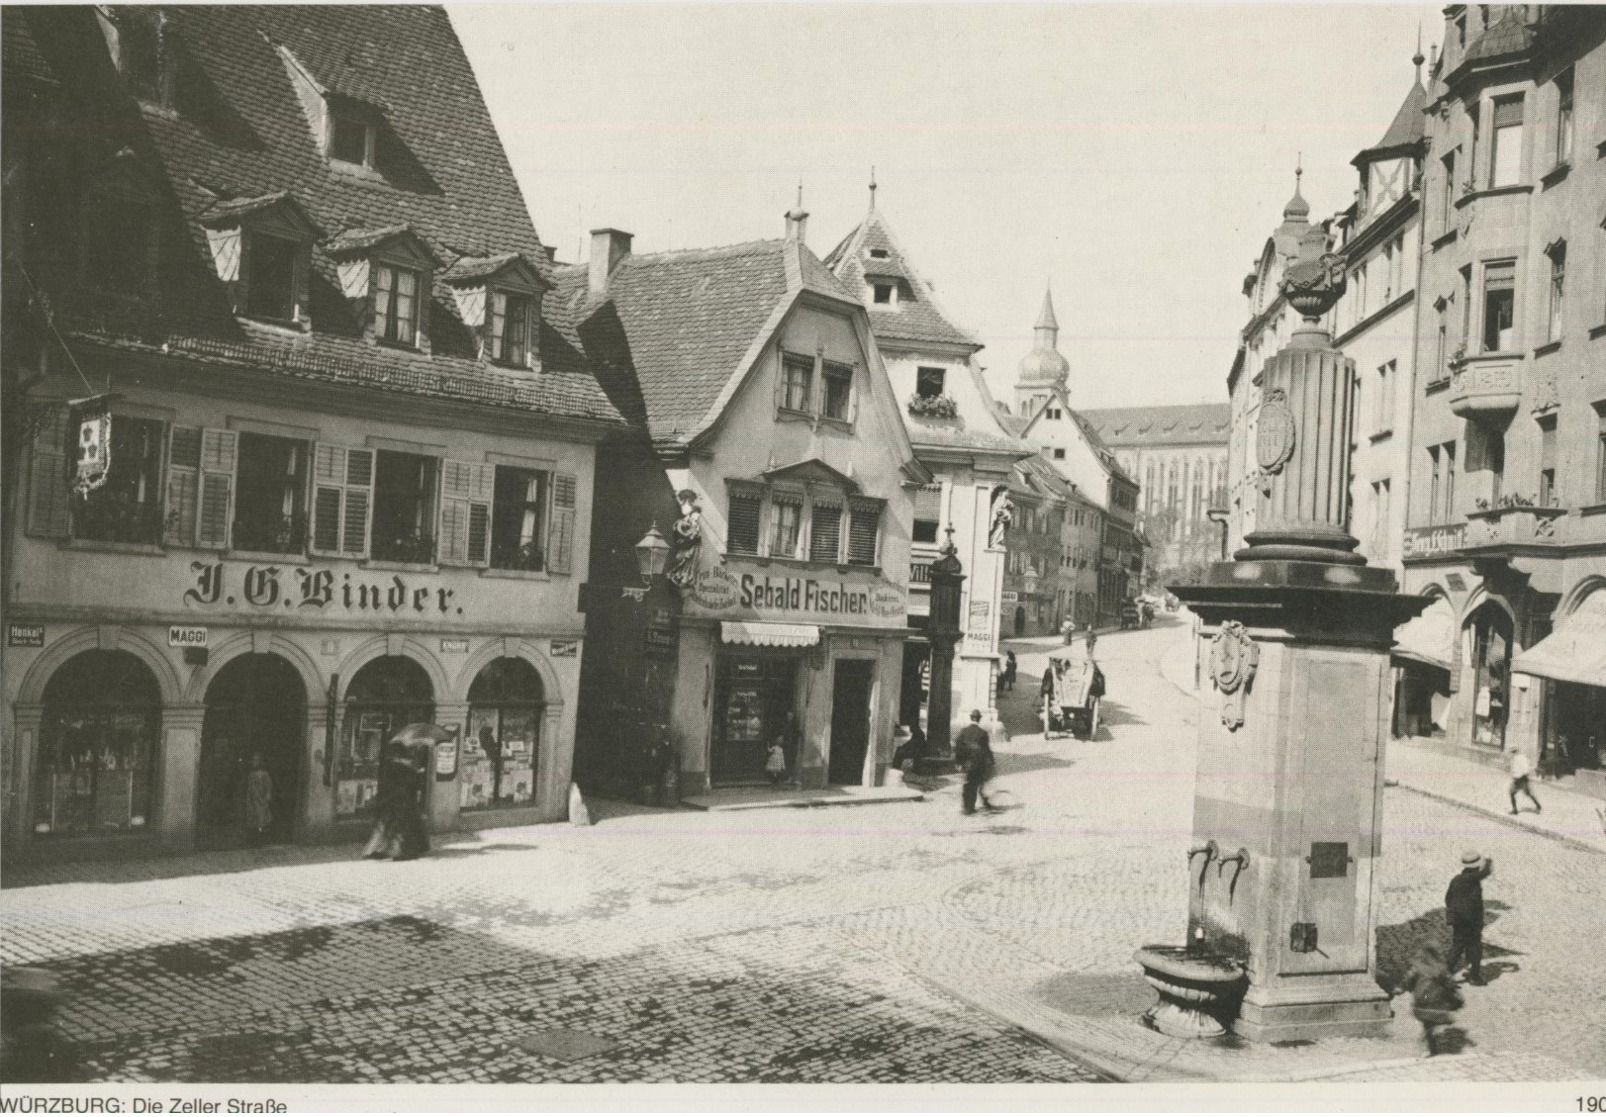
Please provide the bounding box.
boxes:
[1132,945,1247,1038]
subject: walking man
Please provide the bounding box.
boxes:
[953,709,997,816]
[1003,650,1017,692]
[1445,851,1493,985]
[1507,747,1541,815]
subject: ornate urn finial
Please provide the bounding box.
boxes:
[1279,222,1346,338]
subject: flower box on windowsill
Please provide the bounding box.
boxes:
[906,393,958,419]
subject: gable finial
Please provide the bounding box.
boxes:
[869,166,877,211]
[796,181,804,210]
[1413,24,1425,82]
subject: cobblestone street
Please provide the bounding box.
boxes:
[4,614,1603,1084]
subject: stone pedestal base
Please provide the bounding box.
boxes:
[1233,977,1393,1043]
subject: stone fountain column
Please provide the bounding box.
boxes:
[1154,225,1430,1042]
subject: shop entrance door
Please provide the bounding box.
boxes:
[713,655,798,786]
[199,654,305,847]
[828,660,875,786]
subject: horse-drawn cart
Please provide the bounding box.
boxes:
[1042,646,1105,740]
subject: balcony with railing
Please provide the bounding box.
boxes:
[74,497,164,546]
[1448,353,1523,419]
[232,512,308,555]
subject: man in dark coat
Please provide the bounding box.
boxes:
[953,710,997,815]
[1445,850,1493,985]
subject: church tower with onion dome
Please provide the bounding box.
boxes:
[1013,288,1070,418]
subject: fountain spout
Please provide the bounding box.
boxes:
[1216,847,1249,873]
[1187,840,1218,890]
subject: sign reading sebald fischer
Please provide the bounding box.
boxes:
[688,564,904,622]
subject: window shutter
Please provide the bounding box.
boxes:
[439,460,494,566]
[547,471,577,575]
[26,404,71,539]
[311,444,373,558]
[195,429,238,549]
[342,449,373,557]
[773,354,786,412]
[727,488,763,555]
[848,363,860,424]
[847,499,882,566]
[809,500,843,563]
[914,485,941,521]
[163,425,202,547]
[292,244,311,323]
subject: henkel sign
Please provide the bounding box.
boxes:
[686,563,905,624]
[1402,524,1466,561]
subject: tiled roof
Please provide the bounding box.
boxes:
[1463,11,1534,65]
[550,239,854,445]
[1078,403,1232,447]
[2,10,55,85]
[1358,80,1426,159]
[4,6,620,425]
[826,207,980,351]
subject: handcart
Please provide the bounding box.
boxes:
[1042,646,1105,740]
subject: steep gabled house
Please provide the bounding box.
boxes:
[564,208,928,795]
[824,190,1031,732]
[2,6,626,861]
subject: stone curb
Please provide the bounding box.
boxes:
[1390,781,1606,856]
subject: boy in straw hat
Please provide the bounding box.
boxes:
[1445,850,1493,986]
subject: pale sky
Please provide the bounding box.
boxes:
[451,3,1440,411]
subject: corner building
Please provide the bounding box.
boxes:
[1,7,625,861]
[1403,5,1606,794]
[565,210,924,794]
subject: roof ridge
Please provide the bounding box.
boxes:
[621,238,783,265]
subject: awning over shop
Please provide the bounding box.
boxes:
[1392,598,1455,672]
[1512,591,1606,688]
[720,621,821,648]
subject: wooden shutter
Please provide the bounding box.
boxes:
[847,499,882,566]
[547,471,577,575]
[292,244,311,323]
[914,485,941,521]
[26,404,71,539]
[195,429,238,549]
[727,488,763,555]
[163,425,202,546]
[311,444,373,558]
[439,459,495,566]
[809,500,842,563]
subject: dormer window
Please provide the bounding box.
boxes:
[872,283,895,305]
[329,112,376,169]
[98,8,175,110]
[441,251,548,371]
[373,263,420,345]
[868,248,889,259]
[916,367,945,398]
[246,234,301,321]
[489,291,533,366]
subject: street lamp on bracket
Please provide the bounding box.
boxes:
[634,523,672,587]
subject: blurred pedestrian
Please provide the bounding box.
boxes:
[1003,650,1017,692]
[1507,747,1541,815]
[1085,628,1098,658]
[363,738,430,861]
[953,709,998,815]
[1445,850,1493,985]
[1400,943,1462,1056]
[1061,619,1075,646]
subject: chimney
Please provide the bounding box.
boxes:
[588,228,632,296]
[785,206,808,246]
[542,245,558,263]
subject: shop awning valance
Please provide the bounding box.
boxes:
[1512,591,1606,688]
[721,621,820,648]
[1392,599,1456,672]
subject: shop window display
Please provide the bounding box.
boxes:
[462,657,544,811]
[339,656,433,818]
[35,650,160,836]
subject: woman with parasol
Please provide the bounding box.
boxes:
[362,723,450,861]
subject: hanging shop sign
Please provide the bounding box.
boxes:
[69,394,116,496]
[687,564,905,623]
[645,607,679,654]
[183,561,462,615]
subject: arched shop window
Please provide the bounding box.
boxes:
[463,657,544,810]
[339,656,433,818]
[1467,603,1513,750]
[35,651,160,836]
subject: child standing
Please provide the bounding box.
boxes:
[244,752,273,845]
[765,741,787,786]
